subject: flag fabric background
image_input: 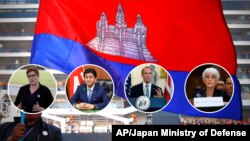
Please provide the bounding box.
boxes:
[164,75,172,102]
[66,66,84,98]
[31,0,242,119]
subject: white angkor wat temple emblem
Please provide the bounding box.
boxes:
[87,4,157,62]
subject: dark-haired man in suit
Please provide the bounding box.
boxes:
[70,68,109,110]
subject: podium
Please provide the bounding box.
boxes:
[128,97,167,112]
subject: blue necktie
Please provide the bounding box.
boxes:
[145,84,149,97]
[88,89,92,102]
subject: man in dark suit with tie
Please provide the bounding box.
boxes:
[129,66,163,98]
[70,68,109,110]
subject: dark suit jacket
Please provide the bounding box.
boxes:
[70,83,109,110]
[0,117,62,141]
[128,83,163,98]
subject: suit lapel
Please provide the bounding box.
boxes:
[82,84,89,102]
[140,83,144,96]
[151,84,154,97]
[89,85,97,103]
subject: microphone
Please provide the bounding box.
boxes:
[19,112,26,141]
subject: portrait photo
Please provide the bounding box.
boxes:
[125,63,173,113]
[8,64,57,114]
[185,64,233,112]
[66,64,114,113]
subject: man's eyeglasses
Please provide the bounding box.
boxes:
[27,74,37,78]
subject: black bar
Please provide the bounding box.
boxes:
[112,125,250,140]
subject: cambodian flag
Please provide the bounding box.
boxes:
[31,0,242,119]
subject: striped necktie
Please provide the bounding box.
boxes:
[145,84,149,97]
[88,89,92,102]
